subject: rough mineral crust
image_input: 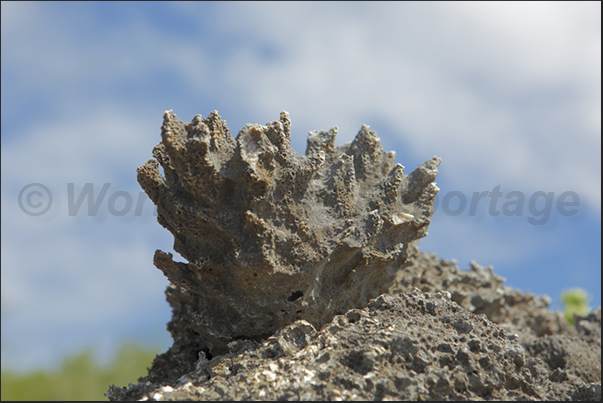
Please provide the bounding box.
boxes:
[107,288,601,401]
[136,110,440,354]
[107,110,601,401]
[388,244,577,342]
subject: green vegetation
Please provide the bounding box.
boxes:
[1,342,160,401]
[560,288,591,327]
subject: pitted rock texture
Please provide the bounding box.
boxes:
[389,245,577,342]
[108,110,600,401]
[107,290,601,401]
[137,110,441,353]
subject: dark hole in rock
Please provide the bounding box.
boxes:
[287,290,304,302]
[342,350,373,375]
[202,347,213,361]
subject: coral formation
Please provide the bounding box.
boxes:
[107,110,600,401]
[136,110,440,353]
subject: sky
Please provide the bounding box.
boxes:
[1,1,600,371]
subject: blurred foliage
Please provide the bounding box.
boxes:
[560,288,591,327]
[1,342,160,401]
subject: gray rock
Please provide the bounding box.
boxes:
[108,290,600,401]
[389,245,577,341]
[136,110,440,354]
[107,110,600,401]
[575,308,601,345]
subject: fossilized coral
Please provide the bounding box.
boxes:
[137,110,441,353]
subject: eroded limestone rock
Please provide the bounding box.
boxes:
[389,244,577,341]
[107,290,601,401]
[137,110,440,353]
[107,110,600,401]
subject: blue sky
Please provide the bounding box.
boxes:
[1,1,600,371]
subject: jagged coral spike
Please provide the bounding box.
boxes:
[306,127,338,156]
[280,111,291,140]
[159,112,238,204]
[198,112,236,167]
[204,110,223,131]
[161,110,187,150]
[136,159,167,205]
[191,114,203,126]
[160,111,204,176]
[151,143,179,186]
[154,250,195,291]
[380,163,405,202]
[351,125,381,154]
[263,121,286,150]
[324,154,356,217]
[187,116,211,147]
[201,111,236,152]
[347,125,388,182]
[263,113,294,151]
[229,125,280,205]
[402,156,441,204]
[411,182,440,227]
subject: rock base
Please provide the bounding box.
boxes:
[106,249,601,401]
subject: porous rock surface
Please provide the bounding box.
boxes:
[107,111,600,400]
[136,110,440,354]
[107,251,601,401]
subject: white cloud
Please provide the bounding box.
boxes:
[2,109,156,185]
[198,1,601,212]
